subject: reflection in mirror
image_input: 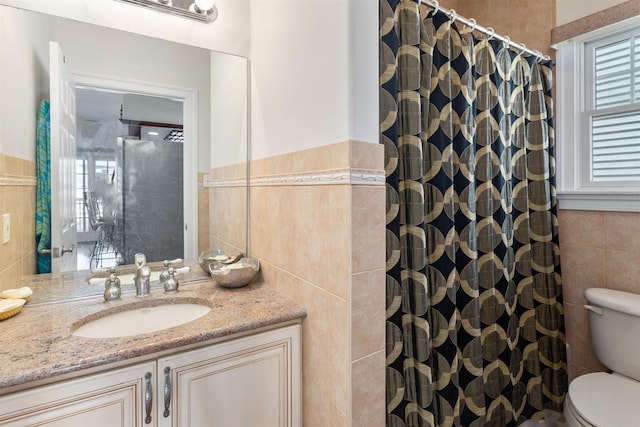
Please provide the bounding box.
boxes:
[0,5,248,281]
[76,89,185,268]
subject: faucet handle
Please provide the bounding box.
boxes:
[134,253,147,268]
[173,266,191,275]
[104,273,122,302]
[159,260,171,284]
[163,267,179,294]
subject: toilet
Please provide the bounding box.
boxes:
[564,288,640,426]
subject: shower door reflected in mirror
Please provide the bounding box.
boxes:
[118,137,184,266]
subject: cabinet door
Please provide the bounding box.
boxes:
[158,325,301,427]
[0,361,157,427]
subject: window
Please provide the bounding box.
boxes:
[75,158,115,233]
[94,159,115,184]
[556,16,640,211]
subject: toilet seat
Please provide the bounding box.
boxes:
[565,372,640,426]
[564,393,595,427]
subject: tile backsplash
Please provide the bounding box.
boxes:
[0,154,37,290]
[248,140,386,426]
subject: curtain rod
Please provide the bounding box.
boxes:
[421,0,551,61]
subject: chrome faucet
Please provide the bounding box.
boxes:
[134,253,151,297]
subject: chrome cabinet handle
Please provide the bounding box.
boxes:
[144,372,153,424]
[61,244,74,254]
[163,366,172,418]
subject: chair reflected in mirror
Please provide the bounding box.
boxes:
[84,191,119,268]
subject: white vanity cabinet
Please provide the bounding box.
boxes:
[0,324,301,427]
[0,361,157,427]
[157,324,301,427]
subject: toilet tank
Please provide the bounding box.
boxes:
[585,288,640,381]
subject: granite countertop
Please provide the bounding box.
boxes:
[0,276,306,393]
[15,259,214,305]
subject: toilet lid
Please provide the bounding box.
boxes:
[570,372,640,426]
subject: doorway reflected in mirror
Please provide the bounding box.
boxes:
[76,88,184,270]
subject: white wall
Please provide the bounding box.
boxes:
[249,0,379,160]
[349,0,379,145]
[210,51,248,168]
[0,6,49,161]
[556,0,629,25]
[0,0,249,57]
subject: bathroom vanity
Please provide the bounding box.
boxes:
[0,273,305,427]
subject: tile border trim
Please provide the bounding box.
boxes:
[249,168,385,187]
[203,168,385,187]
[202,176,246,188]
[0,176,37,186]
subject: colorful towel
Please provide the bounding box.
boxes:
[35,99,51,273]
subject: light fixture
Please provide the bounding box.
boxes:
[189,0,216,18]
[115,0,218,23]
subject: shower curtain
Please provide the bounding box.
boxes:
[381,4,568,427]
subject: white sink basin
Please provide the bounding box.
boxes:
[72,302,211,338]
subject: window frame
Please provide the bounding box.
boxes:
[556,15,640,212]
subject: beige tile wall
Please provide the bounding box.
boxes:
[0,154,37,290]
[439,0,556,57]
[198,173,209,255]
[248,141,385,426]
[438,0,459,10]
[558,209,640,380]
[206,162,248,257]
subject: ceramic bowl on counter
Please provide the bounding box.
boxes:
[198,251,242,273]
[208,258,260,288]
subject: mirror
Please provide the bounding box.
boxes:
[0,5,248,276]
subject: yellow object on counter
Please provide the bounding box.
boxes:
[0,287,33,302]
[0,298,26,320]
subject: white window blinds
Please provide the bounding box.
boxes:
[587,30,640,181]
[592,112,640,179]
